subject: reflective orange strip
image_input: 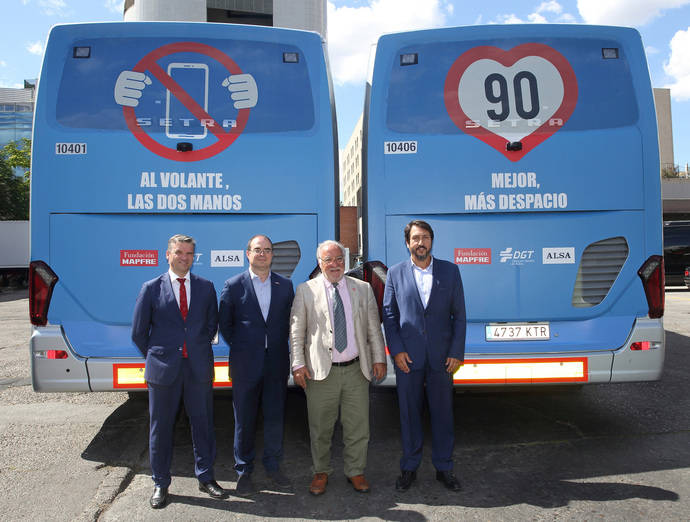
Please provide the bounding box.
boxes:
[112,363,147,389]
[213,362,232,388]
[112,362,232,389]
[453,357,588,384]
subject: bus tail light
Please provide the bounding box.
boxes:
[35,350,68,359]
[362,261,387,321]
[637,255,664,319]
[630,341,661,351]
[348,261,388,322]
[29,261,59,326]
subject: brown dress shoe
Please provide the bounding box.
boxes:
[347,474,370,493]
[309,473,328,496]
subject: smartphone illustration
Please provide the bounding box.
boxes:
[165,62,209,140]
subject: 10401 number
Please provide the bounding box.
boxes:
[55,143,87,155]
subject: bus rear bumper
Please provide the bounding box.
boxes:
[30,325,90,392]
[30,325,233,392]
[375,317,665,388]
[610,317,665,382]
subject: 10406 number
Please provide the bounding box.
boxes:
[384,140,417,154]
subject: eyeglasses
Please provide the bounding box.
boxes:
[320,256,345,264]
[409,235,432,243]
[250,248,273,255]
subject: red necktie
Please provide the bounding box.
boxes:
[177,278,188,358]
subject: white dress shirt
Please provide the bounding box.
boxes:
[168,269,190,308]
[249,268,272,321]
[412,257,433,308]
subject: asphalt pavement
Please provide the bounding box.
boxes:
[1,287,690,520]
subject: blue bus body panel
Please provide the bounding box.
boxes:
[366,25,661,357]
[49,213,317,358]
[32,23,336,360]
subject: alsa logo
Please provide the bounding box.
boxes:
[499,247,535,265]
[211,250,244,268]
[542,247,575,264]
[120,250,158,267]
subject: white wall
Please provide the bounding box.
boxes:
[124,0,206,22]
[274,0,326,38]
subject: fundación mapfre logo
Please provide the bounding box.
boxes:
[542,247,575,264]
[120,250,158,267]
[454,248,491,265]
[499,247,535,265]
[211,250,244,268]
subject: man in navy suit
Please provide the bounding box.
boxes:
[219,234,295,496]
[132,234,227,509]
[383,220,466,492]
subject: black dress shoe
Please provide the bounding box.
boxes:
[267,469,292,490]
[436,470,461,491]
[150,486,168,509]
[235,473,256,497]
[199,480,229,499]
[395,470,416,491]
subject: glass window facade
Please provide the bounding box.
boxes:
[0,101,34,148]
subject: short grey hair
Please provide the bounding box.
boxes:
[317,240,346,260]
[167,234,195,252]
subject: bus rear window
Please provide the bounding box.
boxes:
[385,38,638,134]
[55,37,315,133]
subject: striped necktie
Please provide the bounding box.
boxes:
[333,284,347,352]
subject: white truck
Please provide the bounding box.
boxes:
[0,220,29,287]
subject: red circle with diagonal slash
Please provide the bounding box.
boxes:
[122,42,250,162]
[444,43,577,162]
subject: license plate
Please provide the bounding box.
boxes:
[485,323,550,341]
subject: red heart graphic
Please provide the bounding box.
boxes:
[444,43,578,162]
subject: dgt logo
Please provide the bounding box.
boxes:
[499,247,535,265]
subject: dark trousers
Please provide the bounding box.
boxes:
[395,365,455,472]
[232,371,287,475]
[148,360,216,488]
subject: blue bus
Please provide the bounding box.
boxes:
[364,25,664,386]
[29,22,338,392]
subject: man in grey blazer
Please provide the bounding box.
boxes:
[290,240,386,496]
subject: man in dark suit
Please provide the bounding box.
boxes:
[383,220,466,492]
[219,234,295,496]
[132,234,227,509]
